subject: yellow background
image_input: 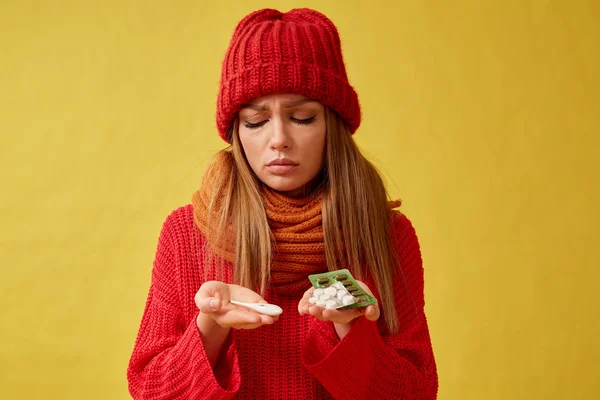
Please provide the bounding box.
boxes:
[1,1,598,399]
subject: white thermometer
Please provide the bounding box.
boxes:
[229,300,283,316]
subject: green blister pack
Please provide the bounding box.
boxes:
[307,268,377,310]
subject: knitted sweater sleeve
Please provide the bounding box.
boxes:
[301,213,438,399]
[127,210,241,399]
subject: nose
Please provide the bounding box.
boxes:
[269,116,291,151]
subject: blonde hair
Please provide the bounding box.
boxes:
[205,109,401,333]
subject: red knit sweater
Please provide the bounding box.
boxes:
[127,204,438,399]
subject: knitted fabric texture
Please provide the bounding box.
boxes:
[192,181,327,295]
[191,158,403,295]
[127,205,438,399]
[216,8,361,142]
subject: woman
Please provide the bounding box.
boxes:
[128,8,438,399]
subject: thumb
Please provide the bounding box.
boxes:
[363,303,381,321]
[195,281,230,313]
[196,296,223,313]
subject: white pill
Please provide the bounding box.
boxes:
[325,299,339,309]
[324,287,337,296]
[319,294,331,301]
[313,289,324,297]
[316,299,326,307]
[342,295,357,306]
[308,297,317,304]
[336,290,346,300]
[332,282,344,290]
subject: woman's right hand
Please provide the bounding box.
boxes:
[195,280,279,330]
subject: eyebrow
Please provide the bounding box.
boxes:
[240,98,315,111]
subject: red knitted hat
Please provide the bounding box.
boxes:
[216,8,361,143]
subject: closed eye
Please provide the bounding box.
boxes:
[291,116,316,125]
[244,116,315,129]
[243,120,268,129]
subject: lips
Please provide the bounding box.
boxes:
[266,158,298,174]
[267,158,298,166]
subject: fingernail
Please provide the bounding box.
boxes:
[209,299,218,309]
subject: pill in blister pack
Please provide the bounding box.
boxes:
[307,281,357,309]
[307,269,377,310]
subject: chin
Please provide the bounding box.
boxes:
[262,176,307,193]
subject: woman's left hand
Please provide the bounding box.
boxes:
[297,280,380,325]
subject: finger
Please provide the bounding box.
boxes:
[235,314,277,329]
[259,314,277,325]
[301,288,314,300]
[298,302,309,315]
[229,309,277,325]
[228,284,268,303]
[298,297,312,315]
[195,281,230,309]
[307,305,328,321]
[236,323,264,330]
[298,288,315,314]
[322,308,362,324]
[354,281,380,320]
[197,297,223,314]
[363,304,381,321]
[216,308,263,327]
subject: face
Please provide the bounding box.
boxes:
[237,93,326,198]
